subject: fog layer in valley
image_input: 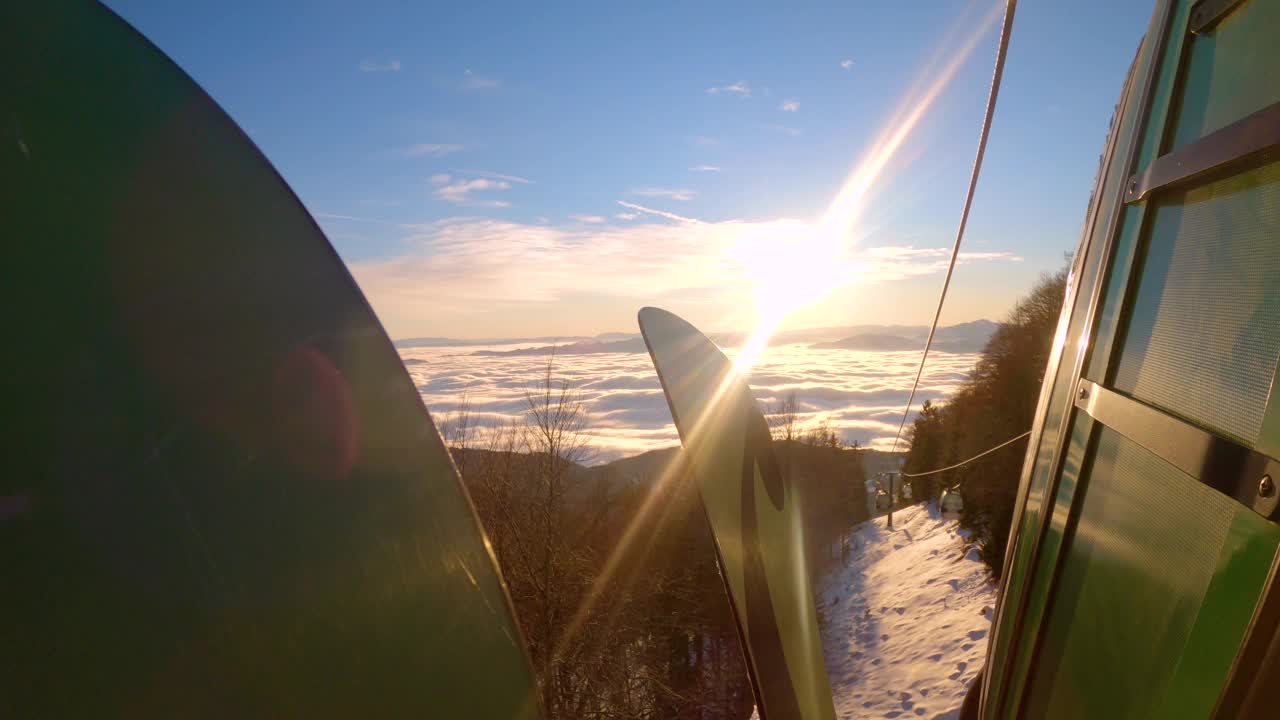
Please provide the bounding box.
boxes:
[402,330,984,463]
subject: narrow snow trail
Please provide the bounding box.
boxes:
[815,504,996,720]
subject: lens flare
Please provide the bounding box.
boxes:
[728,0,1004,371]
[557,0,1006,663]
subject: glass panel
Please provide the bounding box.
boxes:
[1085,214,1145,382]
[1086,0,1196,384]
[1154,509,1280,717]
[1023,428,1242,718]
[1167,0,1280,152]
[1113,161,1280,446]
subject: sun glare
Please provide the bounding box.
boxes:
[727,0,1004,372]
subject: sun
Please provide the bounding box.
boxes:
[730,225,850,319]
[723,0,1002,373]
[724,222,854,369]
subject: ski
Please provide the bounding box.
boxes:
[638,307,836,720]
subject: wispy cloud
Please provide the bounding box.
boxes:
[615,212,639,220]
[630,187,695,202]
[780,99,800,112]
[569,214,606,224]
[690,165,722,172]
[406,143,464,157]
[463,69,500,89]
[359,58,401,73]
[764,124,802,137]
[463,170,534,184]
[352,215,1019,340]
[315,212,398,226]
[706,82,750,97]
[861,246,1024,264]
[434,177,513,207]
[615,201,701,224]
[840,58,854,70]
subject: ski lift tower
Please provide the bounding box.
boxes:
[887,454,907,528]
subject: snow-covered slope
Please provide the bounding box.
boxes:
[815,503,996,719]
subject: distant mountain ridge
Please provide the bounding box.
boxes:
[395,334,601,349]
[455,320,1000,357]
[471,337,649,356]
[809,319,1000,354]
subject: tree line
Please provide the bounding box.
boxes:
[903,268,1067,578]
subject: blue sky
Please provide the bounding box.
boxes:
[107,0,1153,340]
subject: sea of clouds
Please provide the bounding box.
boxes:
[402,341,978,464]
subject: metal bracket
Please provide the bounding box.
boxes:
[1076,380,1280,519]
[1125,100,1280,203]
[1190,0,1248,34]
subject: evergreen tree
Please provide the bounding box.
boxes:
[902,268,1067,578]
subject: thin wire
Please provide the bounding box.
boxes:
[889,0,1020,457]
[901,430,1030,478]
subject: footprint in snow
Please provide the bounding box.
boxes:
[956,661,968,672]
[961,643,974,652]
[913,708,926,716]
[872,658,883,666]
[894,607,906,615]
[927,653,943,662]
[948,579,960,590]
[884,711,902,719]
[881,634,890,642]
[968,629,988,641]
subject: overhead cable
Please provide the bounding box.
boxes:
[901,430,1031,478]
[888,0,1020,457]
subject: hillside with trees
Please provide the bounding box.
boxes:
[903,268,1067,578]
[436,365,867,719]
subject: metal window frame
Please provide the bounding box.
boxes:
[1075,380,1280,518]
[1125,100,1280,202]
[1189,0,1249,34]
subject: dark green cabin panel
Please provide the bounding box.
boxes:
[987,0,1280,716]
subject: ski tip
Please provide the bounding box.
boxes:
[637,306,698,335]
[637,305,670,323]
